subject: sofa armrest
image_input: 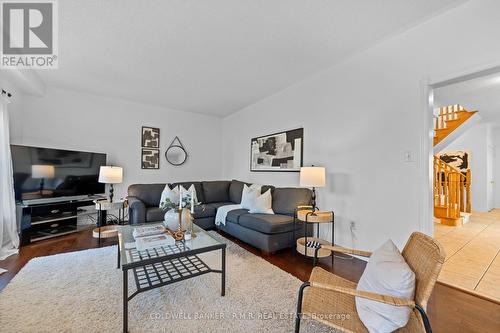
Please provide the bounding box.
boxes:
[127,196,146,224]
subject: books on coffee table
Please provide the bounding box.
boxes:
[135,233,175,251]
[132,225,166,239]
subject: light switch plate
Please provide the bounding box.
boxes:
[404,150,415,162]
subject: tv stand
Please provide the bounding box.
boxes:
[17,196,106,245]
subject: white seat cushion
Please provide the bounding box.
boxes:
[355,240,415,333]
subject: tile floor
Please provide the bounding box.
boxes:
[435,210,500,301]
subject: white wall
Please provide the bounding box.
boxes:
[9,87,223,198]
[493,128,500,208]
[222,0,500,250]
[439,123,490,212]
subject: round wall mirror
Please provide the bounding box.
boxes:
[165,145,187,166]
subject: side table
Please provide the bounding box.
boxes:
[93,199,128,246]
[294,207,334,263]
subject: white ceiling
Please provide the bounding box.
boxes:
[434,72,500,127]
[38,0,464,117]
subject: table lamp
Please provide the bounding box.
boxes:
[98,166,123,202]
[31,165,55,196]
[300,165,326,214]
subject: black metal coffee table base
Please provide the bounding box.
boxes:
[119,243,226,333]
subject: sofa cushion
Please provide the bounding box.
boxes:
[193,202,234,219]
[202,181,231,203]
[262,185,275,195]
[128,184,167,207]
[238,213,295,234]
[170,182,205,203]
[272,187,312,216]
[192,204,216,219]
[146,207,165,222]
[229,179,250,203]
[226,208,250,224]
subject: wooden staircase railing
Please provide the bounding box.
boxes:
[433,104,478,146]
[433,156,471,224]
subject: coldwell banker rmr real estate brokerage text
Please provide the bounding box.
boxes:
[1,0,58,69]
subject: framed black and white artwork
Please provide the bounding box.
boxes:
[250,128,303,172]
[141,148,160,169]
[436,150,470,175]
[141,126,160,148]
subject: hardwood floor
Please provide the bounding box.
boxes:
[1,229,499,333]
[0,228,116,291]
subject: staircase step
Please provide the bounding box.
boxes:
[440,217,463,227]
[434,111,478,147]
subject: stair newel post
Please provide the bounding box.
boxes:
[449,173,455,218]
[436,158,442,204]
[452,173,461,218]
[460,174,465,214]
[466,169,472,213]
[443,171,448,208]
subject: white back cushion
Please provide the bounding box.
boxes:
[159,185,179,207]
[356,240,415,333]
[248,189,274,214]
[240,184,261,209]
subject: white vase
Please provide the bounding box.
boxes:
[163,208,192,231]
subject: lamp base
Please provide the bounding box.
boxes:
[310,187,318,215]
[109,184,114,203]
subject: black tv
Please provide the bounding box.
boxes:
[11,145,107,203]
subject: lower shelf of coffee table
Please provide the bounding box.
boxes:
[132,254,212,292]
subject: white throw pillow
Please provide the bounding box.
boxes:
[180,184,199,204]
[356,240,416,333]
[240,184,261,209]
[248,189,274,214]
[159,185,179,207]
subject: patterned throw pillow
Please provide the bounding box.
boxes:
[159,185,179,207]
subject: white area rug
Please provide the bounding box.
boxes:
[0,232,335,332]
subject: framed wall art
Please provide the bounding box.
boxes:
[141,148,160,169]
[250,128,303,172]
[141,126,160,148]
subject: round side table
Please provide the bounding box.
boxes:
[294,208,334,260]
[93,199,128,246]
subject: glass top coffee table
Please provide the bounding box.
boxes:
[117,223,226,333]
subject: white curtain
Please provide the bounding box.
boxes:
[0,95,19,260]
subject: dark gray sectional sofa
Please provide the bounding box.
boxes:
[127,180,312,253]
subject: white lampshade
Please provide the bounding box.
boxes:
[300,166,326,188]
[98,166,123,184]
[31,165,55,179]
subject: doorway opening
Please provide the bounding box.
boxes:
[427,67,500,302]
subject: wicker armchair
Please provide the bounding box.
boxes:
[295,232,445,333]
